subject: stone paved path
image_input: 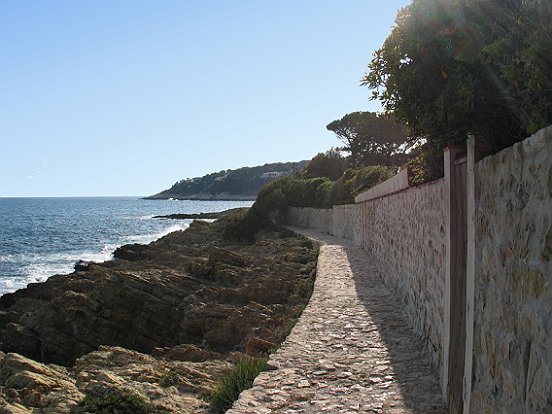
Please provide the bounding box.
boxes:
[227,228,447,414]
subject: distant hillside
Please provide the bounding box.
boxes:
[145,161,308,200]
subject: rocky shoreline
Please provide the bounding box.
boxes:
[0,215,318,413]
[152,208,242,220]
[144,194,257,201]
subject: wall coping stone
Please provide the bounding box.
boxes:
[355,168,409,203]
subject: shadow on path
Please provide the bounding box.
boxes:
[296,229,447,413]
[346,244,446,412]
[227,228,447,414]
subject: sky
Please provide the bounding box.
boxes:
[0,0,410,197]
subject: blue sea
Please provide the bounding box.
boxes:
[0,197,253,295]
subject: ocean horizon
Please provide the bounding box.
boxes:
[0,197,253,295]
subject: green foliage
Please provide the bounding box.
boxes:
[222,157,395,241]
[304,148,348,181]
[326,111,409,167]
[283,177,335,208]
[362,0,552,156]
[406,144,444,186]
[149,160,308,199]
[209,358,267,414]
[159,370,181,388]
[81,391,152,414]
[222,208,263,242]
[331,166,396,204]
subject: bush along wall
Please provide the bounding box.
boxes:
[223,166,395,241]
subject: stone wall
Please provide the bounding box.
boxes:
[355,168,409,203]
[287,179,446,375]
[469,126,552,413]
[332,204,361,244]
[286,207,333,234]
[361,180,446,373]
[285,126,552,413]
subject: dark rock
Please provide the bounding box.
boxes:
[152,344,223,362]
[245,337,276,356]
[74,260,91,271]
[113,243,151,261]
[153,208,240,220]
[207,247,250,267]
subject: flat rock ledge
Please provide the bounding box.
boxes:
[228,228,447,414]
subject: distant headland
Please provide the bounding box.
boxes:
[144,160,307,200]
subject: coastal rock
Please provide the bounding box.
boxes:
[0,352,83,413]
[151,344,223,362]
[0,218,316,367]
[74,260,91,271]
[112,243,152,261]
[153,208,241,220]
[245,337,276,356]
[0,346,230,414]
[0,215,317,413]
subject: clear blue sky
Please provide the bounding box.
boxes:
[0,0,409,197]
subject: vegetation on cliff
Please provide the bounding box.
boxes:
[146,161,308,200]
[209,357,267,413]
[223,154,395,242]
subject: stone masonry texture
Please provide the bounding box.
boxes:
[227,229,446,414]
[359,180,445,376]
[284,125,552,413]
[288,180,446,377]
[287,207,333,235]
[470,126,552,413]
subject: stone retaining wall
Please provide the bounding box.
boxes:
[470,126,552,412]
[286,207,333,234]
[286,125,552,413]
[361,180,446,373]
[332,204,362,243]
[287,179,446,375]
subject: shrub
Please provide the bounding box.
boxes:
[209,357,267,413]
[222,208,261,242]
[222,165,395,240]
[406,144,444,186]
[81,391,152,414]
[331,165,395,204]
[159,370,181,388]
[303,148,347,180]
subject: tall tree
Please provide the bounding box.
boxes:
[326,111,408,167]
[304,149,348,181]
[362,0,552,155]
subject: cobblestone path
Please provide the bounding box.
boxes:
[227,229,447,414]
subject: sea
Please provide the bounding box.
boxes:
[0,197,254,296]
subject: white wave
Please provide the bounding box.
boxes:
[0,272,53,295]
[0,277,31,295]
[139,215,155,220]
[75,244,118,263]
[23,262,69,282]
[0,255,13,263]
[0,224,191,295]
[125,223,189,244]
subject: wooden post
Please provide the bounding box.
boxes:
[443,144,468,413]
[463,136,476,413]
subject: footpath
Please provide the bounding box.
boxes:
[227,228,447,414]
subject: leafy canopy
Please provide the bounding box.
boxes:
[303,148,348,181]
[326,111,409,167]
[362,0,552,155]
